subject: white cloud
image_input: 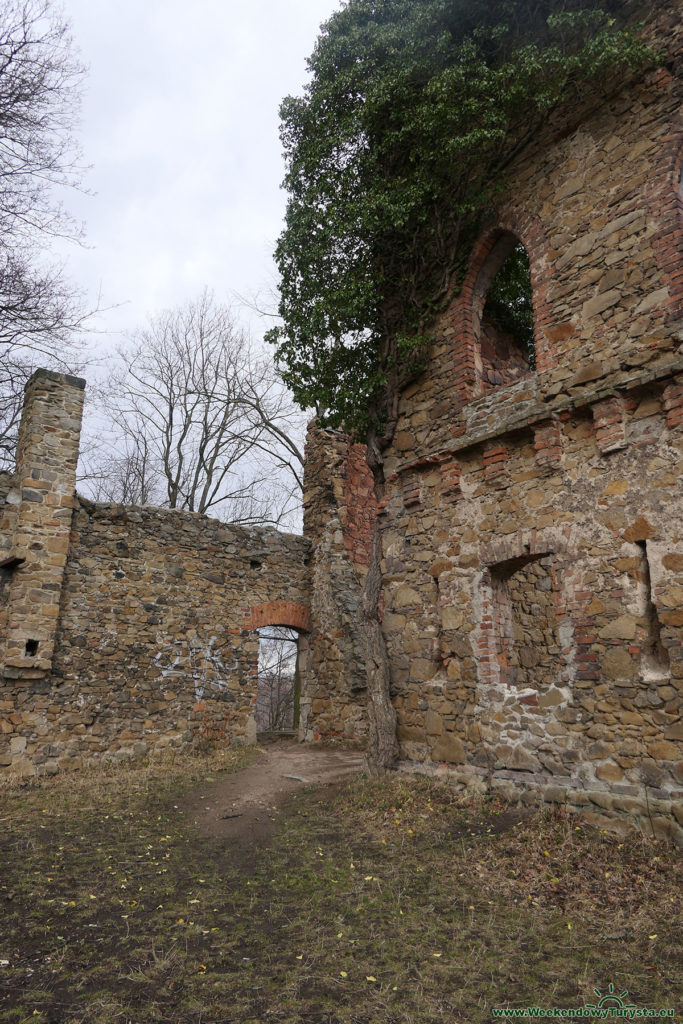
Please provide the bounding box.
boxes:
[55,0,340,343]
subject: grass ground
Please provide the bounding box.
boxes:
[0,749,680,1023]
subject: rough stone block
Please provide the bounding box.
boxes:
[431,733,465,764]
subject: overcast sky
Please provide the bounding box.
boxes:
[57,0,341,354]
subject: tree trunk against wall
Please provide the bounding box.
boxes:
[359,435,398,774]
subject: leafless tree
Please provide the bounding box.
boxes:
[0,0,88,465]
[82,291,305,526]
[81,429,161,508]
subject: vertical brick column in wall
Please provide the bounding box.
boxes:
[483,443,509,487]
[533,419,564,471]
[644,132,683,327]
[443,297,477,404]
[439,458,461,501]
[401,472,421,510]
[1,370,85,681]
[301,420,369,743]
[342,441,376,571]
[592,395,627,454]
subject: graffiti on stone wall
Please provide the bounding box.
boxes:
[153,636,239,701]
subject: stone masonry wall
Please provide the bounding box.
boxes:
[2,3,682,852]
[302,3,683,839]
[0,370,85,687]
[382,383,682,839]
[0,372,312,774]
[1,496,311,773]
[372,5,683,842]
[300,423,374,743]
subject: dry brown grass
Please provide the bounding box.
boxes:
[0,756,679,1023]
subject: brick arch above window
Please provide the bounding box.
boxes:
[244,600,311,633]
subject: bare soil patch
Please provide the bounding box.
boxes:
[180,740,364,844]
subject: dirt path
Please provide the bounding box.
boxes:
[181,741,365,848]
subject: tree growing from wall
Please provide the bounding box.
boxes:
[0,0,88,465]
[268,0,658,770]
[85,291,305,527]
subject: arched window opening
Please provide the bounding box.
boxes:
[256,626,300,734]
[475,235,535,392]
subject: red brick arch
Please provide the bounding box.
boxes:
[244,600,311,633]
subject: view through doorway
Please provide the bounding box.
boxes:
[256,626,300,734]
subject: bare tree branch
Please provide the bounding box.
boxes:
[0,0,89,466]
[81,290,306,528]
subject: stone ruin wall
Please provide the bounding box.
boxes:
[0,372,370,776]
[1,3,682,845]
[0,370,85,685]
[352,5,683,842]
[0,371,312,775]
[299,423,375,744]
[43,504,311,771]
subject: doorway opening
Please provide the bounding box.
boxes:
[256,626,300,735]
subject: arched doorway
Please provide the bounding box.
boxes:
[244,600,312,739]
